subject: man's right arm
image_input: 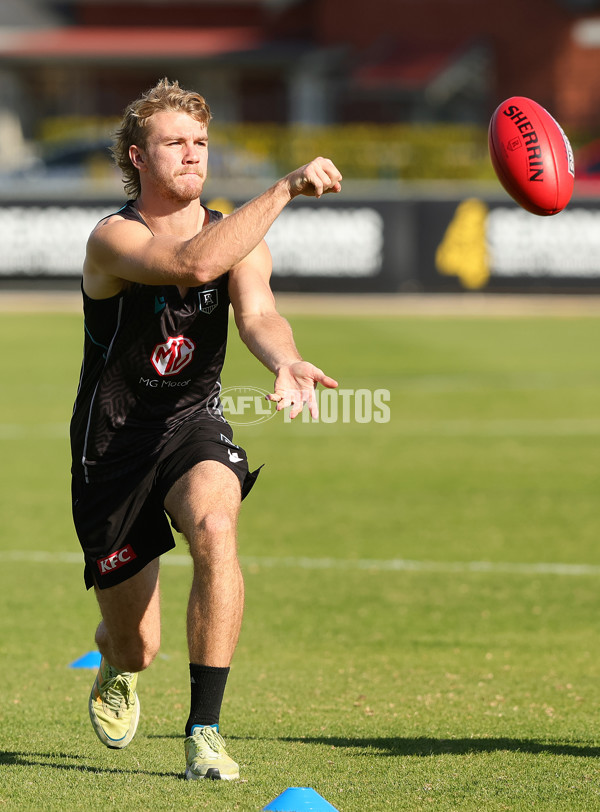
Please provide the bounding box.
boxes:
[84,157,342,298]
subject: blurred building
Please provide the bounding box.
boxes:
[1,0,600,175]
[2,1,600,289]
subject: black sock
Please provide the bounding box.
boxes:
[186,663,230,737]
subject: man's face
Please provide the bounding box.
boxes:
[133,110,209,202]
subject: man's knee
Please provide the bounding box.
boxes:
[95,618,161,672]
[189,510,238,562]
[127,647,158,673]
[200,509,237,540]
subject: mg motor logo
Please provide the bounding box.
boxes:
[151,335,196,376]
[97,544,137,575]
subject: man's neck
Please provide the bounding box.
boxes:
[134,195,204,239]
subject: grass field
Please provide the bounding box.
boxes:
[1,303,600,811]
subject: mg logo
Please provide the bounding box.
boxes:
[151,335,196,376]
[97,544,137,575]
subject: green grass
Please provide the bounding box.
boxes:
[1,309,600,810]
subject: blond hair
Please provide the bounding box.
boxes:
[111,77,212,198]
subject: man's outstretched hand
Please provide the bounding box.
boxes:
[267,361,339,419]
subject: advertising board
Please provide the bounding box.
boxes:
[1,193,599,293]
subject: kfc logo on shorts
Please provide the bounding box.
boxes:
[151,335,196,376]
[97,544,137,575]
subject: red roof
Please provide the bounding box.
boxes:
[354,41,468,90]
[0,26,263,60]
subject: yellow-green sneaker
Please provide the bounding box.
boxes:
[88,658,140,749]
[184,725,239,781]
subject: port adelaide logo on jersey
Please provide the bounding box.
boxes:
[199,288,218,314]
[151,335,196,376]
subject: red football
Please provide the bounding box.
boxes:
[488,96,575,216]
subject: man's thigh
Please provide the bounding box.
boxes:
[155,416,261,511]
[163,460,242,544]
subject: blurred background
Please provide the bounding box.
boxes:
[2,0,600,293]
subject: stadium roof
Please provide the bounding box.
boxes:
[352,39,474,90]
[0,26,264,61]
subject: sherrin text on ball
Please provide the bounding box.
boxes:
[488,96,574,216]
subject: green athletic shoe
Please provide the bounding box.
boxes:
[88,658,140,749]
[184,725,239,781]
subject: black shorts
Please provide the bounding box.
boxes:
[71,417,260,590]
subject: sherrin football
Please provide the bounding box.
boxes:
[488,96,575,216]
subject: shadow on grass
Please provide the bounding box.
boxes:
[278,736,600,758]
[0,750,182,779]
[147,733,600,758]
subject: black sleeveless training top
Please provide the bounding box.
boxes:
[70,201,229,482]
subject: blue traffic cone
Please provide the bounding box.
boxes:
[263,786,340,811]
[69,650,102,669]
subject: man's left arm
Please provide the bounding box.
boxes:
[228,240,338,419]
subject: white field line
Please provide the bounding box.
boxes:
[1,550,600,577]
[3,419,600,438]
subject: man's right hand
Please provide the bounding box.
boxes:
[286,157,342,199]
